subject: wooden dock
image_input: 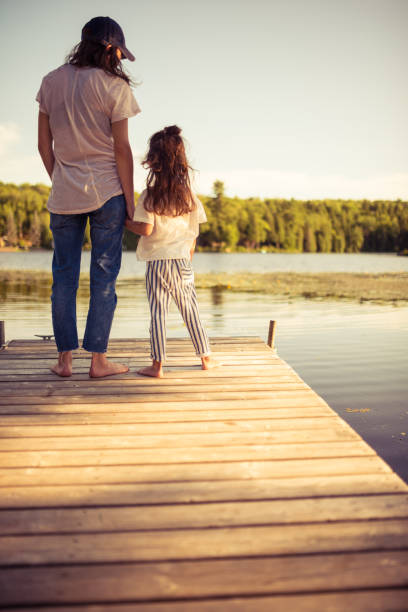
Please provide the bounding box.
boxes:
[0,336,407,610]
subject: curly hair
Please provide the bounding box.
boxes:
[66,39,132,84]
[142,125,195,217]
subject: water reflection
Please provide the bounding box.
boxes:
[0,277,92,302]
[0,278,51,302]
[211,287,224,306]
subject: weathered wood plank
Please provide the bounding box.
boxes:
[0,390,324,405]
[0,441,373,468]
[0,359,279,370]
[0,362,283,373]
[0,428,360,451]
[0,349,278,361]
[6,336,264,342]
[0,382,309,399]
[1,345,259,355]
[0,351,278,362]
[2,494,408,535]
[0,343,270,355]
[0,367,299,382]
[0,416,348,437]
[1,551,407,606]
[1,473,406,509]
[2,591,407,611]
[0,404,333,423]
[0,456,392,487]
[1,410,348,438]
[1,349,270,359]
[3,338,267,351]
[1,519,408,565]
[0,367,299,381]
[0,395,329,414]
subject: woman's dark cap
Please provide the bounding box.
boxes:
[81,17,135,61]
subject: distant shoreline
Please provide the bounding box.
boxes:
[1,269,407,303]
[1,246,407,255]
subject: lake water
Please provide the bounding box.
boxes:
[1,251,408,483]
[1,250,408,277]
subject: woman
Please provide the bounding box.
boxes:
[36,16,140,377]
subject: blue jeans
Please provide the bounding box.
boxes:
[49,194,126,353]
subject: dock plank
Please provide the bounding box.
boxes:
[2,519,408,565]
[2,591,408,612]
[0,337,407,610]
[2,494,408,535]
[0,428,360,450]
[1,552,408,607]
[0,441,374,468]
[0,404,333,421]
[0,456,392,487]
[0,473,407,509]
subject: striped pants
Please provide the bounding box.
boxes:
[145,259,210,362]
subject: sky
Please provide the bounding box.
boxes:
[1,0,407,200]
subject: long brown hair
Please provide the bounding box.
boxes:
[142,126,195,216]
[66,40,132,84]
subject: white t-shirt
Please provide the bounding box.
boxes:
[36,64,141,214]
[133,190,207,261]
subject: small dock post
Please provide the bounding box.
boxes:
[0,320,5,349]
[267,319,276,348]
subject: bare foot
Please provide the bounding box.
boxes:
[201,355,221,370]
[50,351,72,377]
[137,360,163,378]
[89,353,129,378]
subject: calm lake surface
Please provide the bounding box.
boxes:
[2,250,408,276]
[1,251,408,482]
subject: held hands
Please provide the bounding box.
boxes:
[125,218,154,236]
[124,218,139,235]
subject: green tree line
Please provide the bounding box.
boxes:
[1,180,407,253]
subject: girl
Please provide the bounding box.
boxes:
[125,125,219,378]
[37,16,140,378]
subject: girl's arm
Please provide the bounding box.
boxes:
[111,118,135,220]
[38,111,54,179]
[190,239,196,260]
[125,219,153,236]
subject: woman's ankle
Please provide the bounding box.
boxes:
[91,352,107,365]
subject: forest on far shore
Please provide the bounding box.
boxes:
[1,180,407,253]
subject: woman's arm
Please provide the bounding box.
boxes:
[38,111,54,179]
[125,219,154,236]
[111,118,135,220]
